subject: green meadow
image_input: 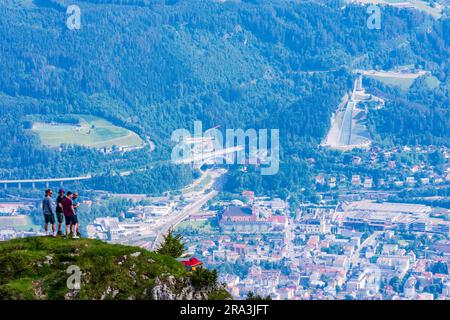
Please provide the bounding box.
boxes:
[366,74,417,91]
[31,115,144,150]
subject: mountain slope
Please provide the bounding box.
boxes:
[0,236,230,300]
[0,0,448,192]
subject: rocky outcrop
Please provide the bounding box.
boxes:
[152,276,210,300]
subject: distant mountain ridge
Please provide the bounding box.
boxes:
[0,0,448,192]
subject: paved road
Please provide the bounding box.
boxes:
[283,215,296,260]
[151,168,225,251]
[151,190,218,250]
[349,231,381,267]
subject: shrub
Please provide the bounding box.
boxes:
[156,230,185,258]
[190,268,218,290]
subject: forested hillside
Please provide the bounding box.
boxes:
[366,76,449,146]
[0,0,448,193]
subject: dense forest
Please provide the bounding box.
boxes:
[0,0,448,194]
[366,76,450,146]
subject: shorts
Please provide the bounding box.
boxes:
[44,214,55,224]
[56,212,64,224]
[65,215,78,226]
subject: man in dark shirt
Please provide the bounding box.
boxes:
[56,188,66,236]
[62,191,79,239]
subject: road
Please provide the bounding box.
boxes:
[151,190,218,250]
[349,231,381,267]
[283,214,296,260]
[150,168,226,251]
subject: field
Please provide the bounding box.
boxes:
[347,0,443,19]
[0,215,38,231]
[424,75,441,89]
[31,115,144,150]
[362,70,428,91]
[408,0,443,19]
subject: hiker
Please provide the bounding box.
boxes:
[42,189,56,237]
[73,192,81,237]
[56,188,66,236]
[61,191,79,239]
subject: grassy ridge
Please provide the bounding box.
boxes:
[0,237,229,300]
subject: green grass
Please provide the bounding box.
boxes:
[0,278,35,300]
[368,73,441,91]
[0,237,230,300]
[352,0,442,19]
[0,237,186,299]
[424,75,440,89]
[366,75,416,91]
[31,114,144,149]
[408,0,442,20]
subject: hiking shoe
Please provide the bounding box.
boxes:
[72,235,79,239]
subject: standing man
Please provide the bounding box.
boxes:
[61,191,79,239]
[42,189,56,237]
[56,188,66,236]
[73,192,81,237]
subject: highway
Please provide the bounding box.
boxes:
[151,190,218,250]
[150,168,225,251]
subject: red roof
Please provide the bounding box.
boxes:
[182,257,203,267]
